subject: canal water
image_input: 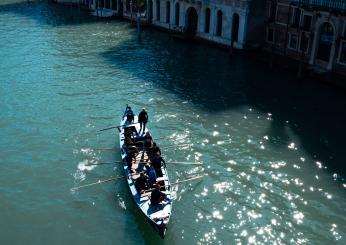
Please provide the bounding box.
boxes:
[1,1,346,244]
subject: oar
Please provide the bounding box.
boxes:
[99,125,121,132]
[94,148,116,151]
[88,145,190,151]
[70,175,125,191]
[144,175,204,193]
[163,143,192,148]
[170,175,204,185]
[85,161,201,166]
[71,174,203,192]
[168,161,202,165]
[99,123,138,132]
[85,161,124,166]
[71,171,146,191]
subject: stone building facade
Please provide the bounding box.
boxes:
[149,0,266,49]
[77,0,266,50]
[265,0,346,73]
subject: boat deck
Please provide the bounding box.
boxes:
[119,111,173,238]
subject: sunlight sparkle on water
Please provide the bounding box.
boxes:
[77,160,96,171]
[247,210,262,219]
[293,211,304,224]
[212,210,223,220]
[288,142,297,150]
[330,224,342,241]
[201,187,208,196]
[214,182,233,194]
[228,160,237,165]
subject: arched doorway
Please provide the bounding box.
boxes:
[99,0,105,8]
[175,3,180,26]
[316,22,334,64]
[105,0,110,9]
[111,0,117,10]
[205,8,210,33]
[166,1,170,24]
[185,7,198,36]
[117,0,123,16]
[216,10,223,36]
[156,0,160,21]
[149,0,153,22]
[231,13,239,45]
[126,0,130,12]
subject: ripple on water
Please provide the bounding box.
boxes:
[1,3,346,244]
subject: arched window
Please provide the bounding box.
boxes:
[105,0,110,9]
[216,10,223,36]
[126,0,130,12]
[317,22,334,63]
[232,13,240,42]
[99,0,105,8]
[175,3,180,26]
[156,0,161,21]
[166,1,170,24]
[150,0,153,21]
[205,8,210,33]
[185,7,198,35]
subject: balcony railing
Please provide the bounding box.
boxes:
[296,0,346,11]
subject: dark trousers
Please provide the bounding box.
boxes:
[139,121,147,133]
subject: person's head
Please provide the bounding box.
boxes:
[128,107,132,110]
[142,108,146,111]
[153,142,157,147]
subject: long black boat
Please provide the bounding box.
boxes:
[119,106,173,238]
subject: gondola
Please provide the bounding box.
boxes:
[119,106,173,238]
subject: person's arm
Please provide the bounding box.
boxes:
[161,158,166,167]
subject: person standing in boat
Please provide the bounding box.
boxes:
[138,108,148,135]
[123,105,134,123]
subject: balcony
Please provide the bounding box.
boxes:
[296,0,346,12]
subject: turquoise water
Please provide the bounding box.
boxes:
[1,1,346,244]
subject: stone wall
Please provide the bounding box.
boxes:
[150,0,266,49]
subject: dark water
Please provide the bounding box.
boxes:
[1,1,346,244]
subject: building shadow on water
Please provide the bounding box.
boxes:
[101,28,346,177]
[2,0,345,178]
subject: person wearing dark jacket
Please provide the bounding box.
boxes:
[138,108,148,135]
[148,142,161,158]
[135,173,149,193]
[123,106,134,123]
[150,186,167,206]
[152,155,165,177]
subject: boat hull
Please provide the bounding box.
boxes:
[119,110,173,238]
